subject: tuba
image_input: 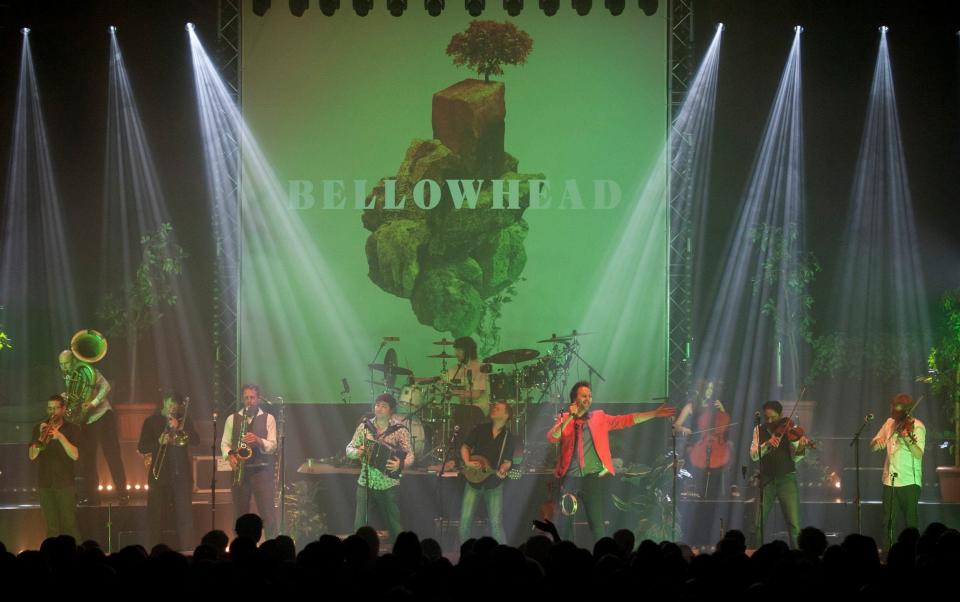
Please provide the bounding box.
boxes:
[62,329,108,424]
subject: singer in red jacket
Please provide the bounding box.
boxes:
[547,381,675,542]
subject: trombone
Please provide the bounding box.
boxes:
[151,396,190,481]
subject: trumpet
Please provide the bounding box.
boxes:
[35,416,64,451]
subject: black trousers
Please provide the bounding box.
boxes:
[556,473,608,544]
[231,464,277,538]
[38,486,79,539]
[78,409,127,498]
[882,484,920,548]
[147,475,194,551]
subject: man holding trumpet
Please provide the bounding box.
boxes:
[28,394,80,539]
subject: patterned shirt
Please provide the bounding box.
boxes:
[346,418,413,490]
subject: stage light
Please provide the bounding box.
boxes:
[252,0,271,16]
[879,25,888,33]
[465,0,484,16]
[135,484,142,490]
[126,484,132,490]
[353,0,373,15]
[186,22,195,32]
[504,0,522,15]
[108,25,117,33]
[605,0,624,15]
[21,27,30,35]
[539,0,558,15]
[638,0,657,16]
[717,22,724,32]
[106,484,114,491]
[319,0,340,15]
[98,485,104,491]
[794,25,804,33]
[388,0,407,16]
[572,0,591,15]
[425,0,444,15]
[289,0,308,16]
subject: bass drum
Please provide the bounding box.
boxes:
[398,415,431,459]
[397,384,434,415]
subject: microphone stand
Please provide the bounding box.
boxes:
[755,415,765,548]
[435,426,460,545]
[210,410,219,532]
[671,424,678,542]
[849,415,873,534]
[277,397,286,535]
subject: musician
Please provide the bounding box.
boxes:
[346,393,413,542]
[547,381,675,542]
[870,393,925,547]
[138,392,198,550]
[672,379,728,498]
[459,399,515,544]
[750,400,811,548]
[28,394,80,539]
[59,348,128,504]
[446,336,489,415]
[221,384,278,539]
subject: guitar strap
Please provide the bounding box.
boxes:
[494,427,509,468]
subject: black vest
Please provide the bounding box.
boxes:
[757,423,795,483]
[232,411,273,468]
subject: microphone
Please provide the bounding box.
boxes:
[448,425,460,445]
[383,336,400,342]
[754,411,762,424]
[341,378,351,394]
[865,413,874,422]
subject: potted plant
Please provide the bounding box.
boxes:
[921,290,960,502]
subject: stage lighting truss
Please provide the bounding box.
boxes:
[388,0,408,15]
[425,0,444,16]
[605,0,625,15]
[465,0,485,17]
[319,0,340,15]
[504,0,523,16]
[572,0,591,15]
[539,0,558,16]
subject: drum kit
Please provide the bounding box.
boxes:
[366,330,597,466]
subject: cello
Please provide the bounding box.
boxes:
[688,399,731,497]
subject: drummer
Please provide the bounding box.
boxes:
[446,336,490,415]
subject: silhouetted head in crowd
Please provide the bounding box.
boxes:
[421,537,443,562]
[235,513,263,542]
[798,526,828,558]
[201,529,229,556]
[612,528,635,556]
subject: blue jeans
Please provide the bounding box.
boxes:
[459,482,506,544]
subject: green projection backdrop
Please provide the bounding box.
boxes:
[239,8,669,404]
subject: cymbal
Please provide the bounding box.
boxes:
[367,363,413,376]
[538,330,593,343]
[483,348,540,364]
[364,379,400,390]
[432,338,456,346]
[428,352,455,359]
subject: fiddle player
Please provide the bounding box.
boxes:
[28,394,81,539]
[870,393,925,548]
[750,400,811,548]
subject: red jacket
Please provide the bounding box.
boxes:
[549,410,639,478]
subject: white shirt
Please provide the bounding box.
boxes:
[871,417,925,487]
[220,408,278,459]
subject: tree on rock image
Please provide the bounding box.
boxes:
[446,20,533,82]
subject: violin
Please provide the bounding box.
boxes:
[768,417,816,449]
[895,416,918,444]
